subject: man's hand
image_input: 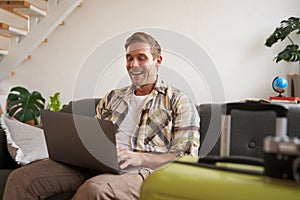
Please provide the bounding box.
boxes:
[117,148,142,169]
[117,147,177,170]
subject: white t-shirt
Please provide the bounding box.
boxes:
[116,94,148,149]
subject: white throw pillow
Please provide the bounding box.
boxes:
[0,114,48,165]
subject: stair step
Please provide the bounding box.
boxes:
[0,0,84,81]
[0,49,8,61]
[0,22,27,37]
[0,1,47,17]
[0,48,8,55]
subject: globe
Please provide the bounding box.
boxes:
[272,76,288,96]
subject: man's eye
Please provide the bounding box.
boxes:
[127,57,133,61]
[138,56,146,61]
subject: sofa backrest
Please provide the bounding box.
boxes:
[60,98,101,117]
[61,98,300,160]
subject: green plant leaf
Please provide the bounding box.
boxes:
[6,86,45,123]
[275,44,300,63]
[46,92,61,112]
[265,17,300,47]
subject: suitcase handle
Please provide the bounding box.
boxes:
[200,155,263,166]
[175,156,264,176]
[225,102,288,117]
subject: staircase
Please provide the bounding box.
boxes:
[0,0,84,81]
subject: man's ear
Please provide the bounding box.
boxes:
[156,55,162,65]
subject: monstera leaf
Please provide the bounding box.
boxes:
[275,44,300,63]
[265,16,300,73]
[265,17,300,47]
[7,86,45,124]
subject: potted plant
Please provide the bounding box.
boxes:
[265,16,300,96]
[46,92,62,112]
[6,86,45,125]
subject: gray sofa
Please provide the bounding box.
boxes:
[0,98,300,199]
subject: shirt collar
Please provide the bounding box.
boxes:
[117,78,168,101]
[153,78,168,95]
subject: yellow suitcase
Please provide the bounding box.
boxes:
[140,156,300,200]
[141,102,300,200]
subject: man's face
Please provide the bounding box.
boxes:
[126,42,162,87]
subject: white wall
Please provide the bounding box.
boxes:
[1,0,300,105]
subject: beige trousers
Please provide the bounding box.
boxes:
[72,168,150,200]
[3,159,150,200]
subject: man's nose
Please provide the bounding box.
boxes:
[130,58,139,67]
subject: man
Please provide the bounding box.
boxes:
[3,32,200,200]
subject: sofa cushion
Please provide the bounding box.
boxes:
[0,169,15,199]
[198,104,223,157]
[0,114,48,165]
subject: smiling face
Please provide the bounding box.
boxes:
[126,42,162,93]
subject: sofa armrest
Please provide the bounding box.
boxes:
[0,127,19,169]
[198,103,300,159]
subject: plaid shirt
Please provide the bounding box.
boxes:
[96,79,200,157]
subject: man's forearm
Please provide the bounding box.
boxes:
[117,148,177,170]
[139,152,177,170]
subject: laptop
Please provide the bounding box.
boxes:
[41,110,122,174]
